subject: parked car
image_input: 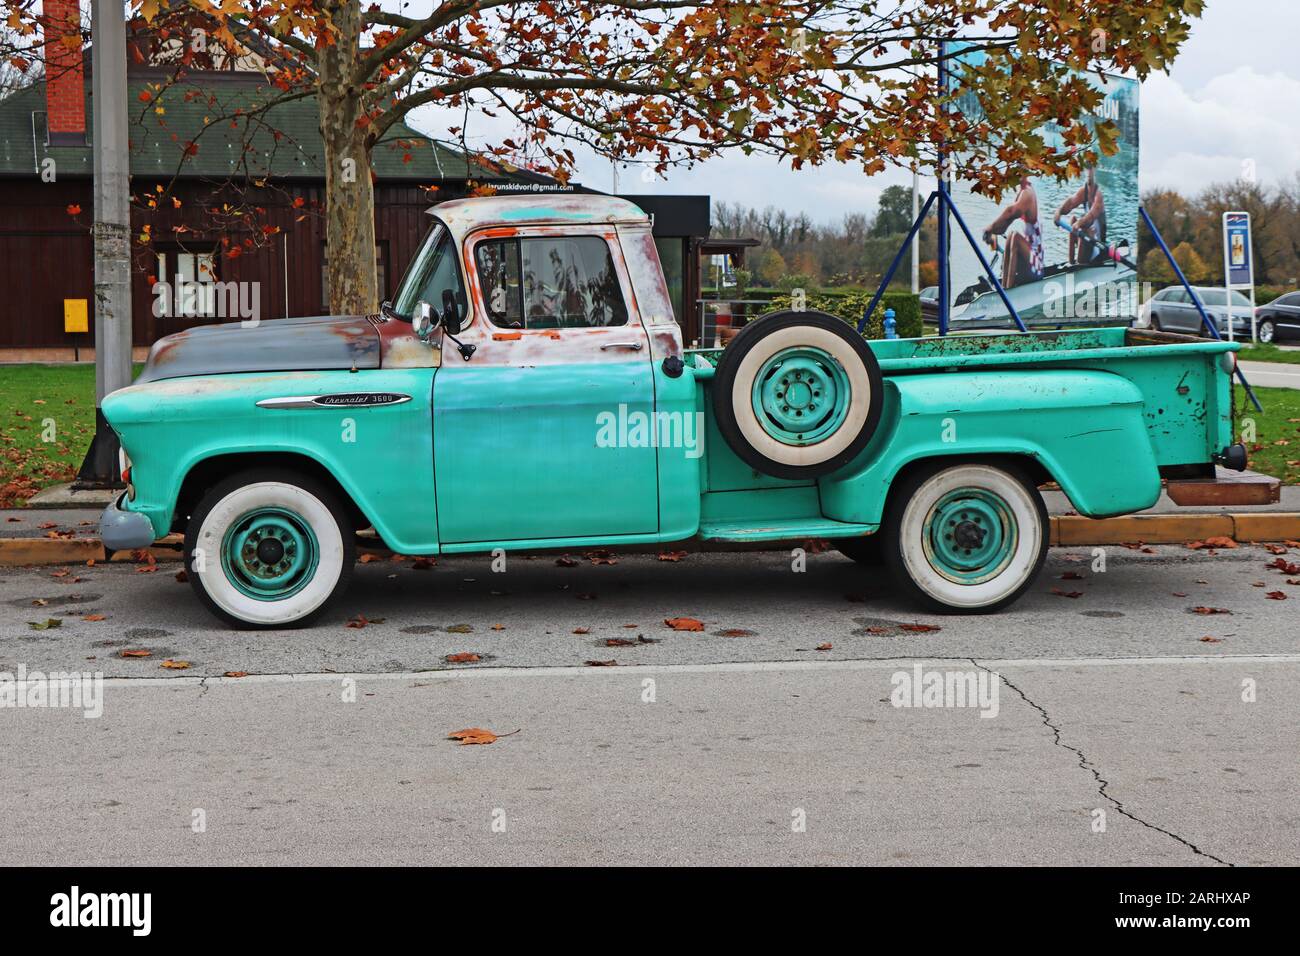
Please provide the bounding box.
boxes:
[1253,291,1300,343]
[1139,286,1253,339]
[100,196,1251,628]
[918,285,939,323]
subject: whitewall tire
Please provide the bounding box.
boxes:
[712,310,885,479]
[184,469,355,629]
[883,461,1048,613]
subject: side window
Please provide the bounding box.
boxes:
[411,232,465,318]
[478,236,628,329]
[1277,293,1299,307]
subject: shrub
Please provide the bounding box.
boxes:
[762,288,923,339]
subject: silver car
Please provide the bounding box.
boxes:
[1141,286,1253,338]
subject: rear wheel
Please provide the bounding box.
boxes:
[712,310,884,480]
[1258,319,1275,344]
[1149,313,1163,332]
[184,469,355,629]
[882,461,1048,613]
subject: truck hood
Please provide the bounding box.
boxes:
[135,315,381,384]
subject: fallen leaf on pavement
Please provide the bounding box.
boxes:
[657,550,688,562]
[491,623,506,630]
[572,627,590,634]
[900,623,942,633]
[119,649,151,658]
[446,652,481,663]
[1060,571,1084,580]
[555,555,578,568]
[448,727,499,745]
[82,614,106,622]
[1191,606,1231,615]
[1265,591,1287,600]
[160,659,191,670]
[585,550,617,565]
[359,553,382,563]
[1263,544,1289,555]
[223,671,249,678]
[135,565,158,574]
[446,623,473,633]
[1051,588,1083,598]
[605,638,636,647]
[664,617,704,631]
[815,643,833,651]
[31,598,48,606]
[1199,636,1222,643]
[27,618,61,630]
[585,659,617,667]
[345,615,371,629]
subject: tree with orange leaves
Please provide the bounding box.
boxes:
[17,0,1202,315]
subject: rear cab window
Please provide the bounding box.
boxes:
[476,236,628,329]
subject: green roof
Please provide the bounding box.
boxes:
[0,73,500,182]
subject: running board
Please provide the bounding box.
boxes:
[697,517,875,543]
[1166,467,1281,507]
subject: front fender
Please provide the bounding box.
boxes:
[102,368,439,553]
[820,369,1161,524]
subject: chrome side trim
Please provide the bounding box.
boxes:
[256,393,413,410]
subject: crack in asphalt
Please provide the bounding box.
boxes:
[971,658,1233,867]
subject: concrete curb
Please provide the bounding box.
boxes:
[2,516,1299,567]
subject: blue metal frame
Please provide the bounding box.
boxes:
[860,38,1029,337]
[1139,207,1261,412]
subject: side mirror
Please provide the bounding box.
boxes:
[413,300,438,340]
[441,289,464,335]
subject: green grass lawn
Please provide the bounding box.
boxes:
[1235,385,1300,483]
[1237,343,1300,364]
[0,364,143,506]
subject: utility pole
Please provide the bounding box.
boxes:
[75,0,132,487]
[910,168,920,293]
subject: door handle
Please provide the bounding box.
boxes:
[600,340,644,351]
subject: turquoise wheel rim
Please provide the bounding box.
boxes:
[921,488,1018,585]
[750,346,851,445]
[220,507,319,602]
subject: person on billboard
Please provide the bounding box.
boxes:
[1054,165,1108,264]
[982,175,1044,288]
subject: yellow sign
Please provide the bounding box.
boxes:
[63,299,89,334]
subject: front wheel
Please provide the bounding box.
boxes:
[185,469,355,628]
[882,461,1048,613]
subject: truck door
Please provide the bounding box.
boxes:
[433,226,659,544]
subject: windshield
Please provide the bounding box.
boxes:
[1196,289,1253,309]
[392,222,461,319]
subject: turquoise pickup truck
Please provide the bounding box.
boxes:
[100,196,1248,628]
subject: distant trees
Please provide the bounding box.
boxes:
[713,196,935,289]
[1140,176,1300,288]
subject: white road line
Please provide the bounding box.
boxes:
[17,653,1299,691]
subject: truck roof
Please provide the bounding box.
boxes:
[427,194,650,242]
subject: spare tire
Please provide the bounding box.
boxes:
[712,310,885,480]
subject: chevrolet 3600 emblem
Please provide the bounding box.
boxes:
[256,393,412,409]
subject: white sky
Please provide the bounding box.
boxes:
[406,0,1300,222]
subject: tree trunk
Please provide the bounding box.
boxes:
[317,0,378,316]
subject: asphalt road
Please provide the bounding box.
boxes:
[1,546,1297,865]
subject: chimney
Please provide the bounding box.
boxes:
[43,0,86,146]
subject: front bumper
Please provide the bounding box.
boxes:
[99,493,157,551]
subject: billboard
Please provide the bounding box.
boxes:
[945,51,1140,328]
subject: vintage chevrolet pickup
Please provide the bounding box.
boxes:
[99,195,1249,628]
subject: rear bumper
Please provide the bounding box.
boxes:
[99,493,157,550]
